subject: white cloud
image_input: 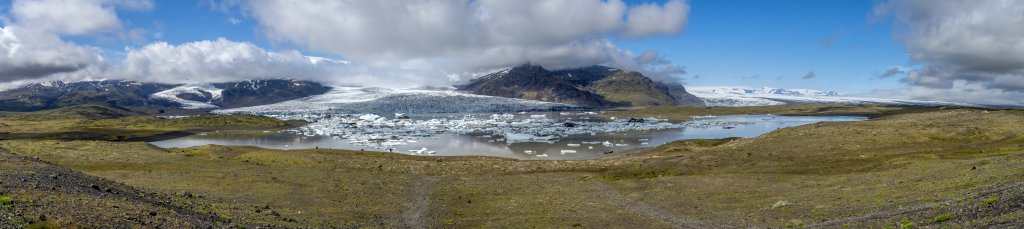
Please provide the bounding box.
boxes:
[111,38,348,84]
[0,26,104,81]
[10,0,153,35]
[240,0,691,81]
[1,0,693,89]
[875,0,1024,92]
[624,0,689,37]
[104,38,457,87]
[870,81,1024,107]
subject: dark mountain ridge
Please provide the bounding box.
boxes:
[0,79,331,113]
[458,64,704,108]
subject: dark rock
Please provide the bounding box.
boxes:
[149,211,157,216]
[90,184,100,190]
[563,122,577,128]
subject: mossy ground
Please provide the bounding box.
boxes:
[0,105,301,141]
[1,106,1022,227]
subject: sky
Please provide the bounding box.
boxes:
[0,0,1022,106]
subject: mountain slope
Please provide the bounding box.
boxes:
[457,64,704,108]
[211,79,331,108]
[457,65,620,108]
[0,80,176,112]
[0,79,332,112]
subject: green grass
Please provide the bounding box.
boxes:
[984,197,1000,205]
[934,213,951,223]
[0,195,12,206]
[0,106,300,141]
[899,219,915,228]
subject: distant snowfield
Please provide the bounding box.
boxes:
[688,86,973,107]
[150,84,223,109]
[213,86,580,115]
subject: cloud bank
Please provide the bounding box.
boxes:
[873,0,1024,106]
[242,0,691,82]
[0,0,692,90]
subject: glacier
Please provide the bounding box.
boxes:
[150,84,224,109]
[688,86,973,107]
[212,86,582,115]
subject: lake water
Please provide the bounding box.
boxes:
[150,114,865,160]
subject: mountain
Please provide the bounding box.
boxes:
[211,79,331,108]
[0,80,176,112]
[0,79,332,112]
[457,64,705,108]
[688,86,971,107]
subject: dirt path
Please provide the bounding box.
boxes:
[400,176,439,228]
[592,182,717,229]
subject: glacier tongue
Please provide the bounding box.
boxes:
[688,86,973,107]
[212,86,581,115]
[150,84,224,109]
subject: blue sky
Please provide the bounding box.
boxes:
[1,0,1021,105]
[614,0,908,94]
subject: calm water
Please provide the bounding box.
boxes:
[150,115,865,159]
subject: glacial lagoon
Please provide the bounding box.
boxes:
[150,113,866,160]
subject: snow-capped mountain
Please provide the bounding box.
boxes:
[0,79,332,112]
[213,86,581,115]
[689,86,972,107]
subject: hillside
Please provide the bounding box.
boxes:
[457,64,705,108]
[0,79,332,112]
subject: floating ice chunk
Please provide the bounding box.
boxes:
[536,154,548,157]
[640,142,649,145]
[409,147,428,154]
[615,144,629,146]
[524,150,535,154]
[359,114,383,121]
[560,150,576,154]
[504,133,559,143]
[530,114,547,119]
[602,141,614,146]
[567,143,581,147]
